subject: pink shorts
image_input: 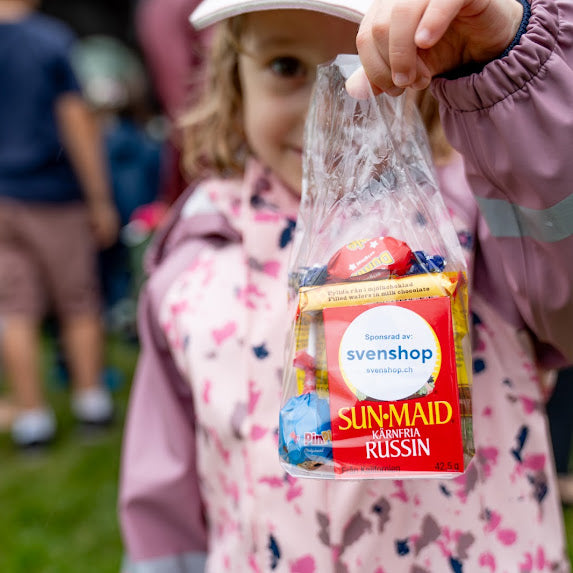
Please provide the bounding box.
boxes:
[0,198,101,318]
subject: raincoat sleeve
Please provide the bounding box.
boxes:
[119,242,208,573]
[433,0,573,367]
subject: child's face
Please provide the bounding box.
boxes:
[238,10,358,194]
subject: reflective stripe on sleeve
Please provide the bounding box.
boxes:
[476,194,573,242]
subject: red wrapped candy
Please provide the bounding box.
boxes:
[326,236,413,282]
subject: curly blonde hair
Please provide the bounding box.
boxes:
[180,18,246,181]
[180,17,453,182]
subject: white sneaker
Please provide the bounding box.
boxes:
[12,408,56,448]
[71,387,114,426]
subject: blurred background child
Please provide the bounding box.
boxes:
[0,0,118,448]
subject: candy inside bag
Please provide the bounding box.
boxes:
[279,55,474,480]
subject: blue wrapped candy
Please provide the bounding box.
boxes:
[300,264,329,287]
[409,251,446,275]
[279,391,332,469]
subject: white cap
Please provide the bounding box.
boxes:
[191,0,371,29]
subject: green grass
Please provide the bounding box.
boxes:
[565,506,573,565]
[0,334,138,573]
[1,334,573,571]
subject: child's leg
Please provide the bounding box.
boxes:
[0,201,56,446]
[1,315,56,446]
[32,203,114,425]
[60,313,113,425]
[1,315,44,410]
[60,313,103,392]
[0,399,17,431]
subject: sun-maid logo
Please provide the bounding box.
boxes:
[338,305,441,401]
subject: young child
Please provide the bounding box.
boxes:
[119,0,573,571]
[0,0,118,447]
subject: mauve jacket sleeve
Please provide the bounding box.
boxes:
[432,0,573,367]
[119,241,208,572]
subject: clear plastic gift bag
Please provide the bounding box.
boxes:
[278,55,474,479]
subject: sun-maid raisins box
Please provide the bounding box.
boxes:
[323,289,466,477]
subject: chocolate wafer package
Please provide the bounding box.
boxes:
[278,55,474,480]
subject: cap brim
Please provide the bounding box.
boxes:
[191,0,370,29]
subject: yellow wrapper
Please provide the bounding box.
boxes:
[299,272,462,312]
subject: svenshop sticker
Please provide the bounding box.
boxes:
[338,304,441,401]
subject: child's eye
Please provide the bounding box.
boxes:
[269,57,305,78]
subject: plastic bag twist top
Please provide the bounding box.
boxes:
[288,54,466,299]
